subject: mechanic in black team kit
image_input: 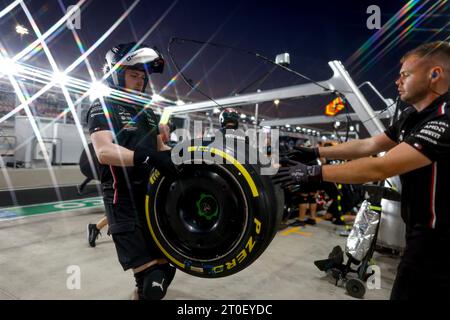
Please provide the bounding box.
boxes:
[87,42,177,300]
[274,41,450,299]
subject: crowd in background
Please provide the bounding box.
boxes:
[1,91,78,124]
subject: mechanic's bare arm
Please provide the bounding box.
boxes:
[322,142,431,184]
[90,130,134,166]
[318,133,397,160]
[157,135,171,151]
[91,131,170,166]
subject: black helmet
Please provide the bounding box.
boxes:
[219,108,240,130]
[103,42,164,92]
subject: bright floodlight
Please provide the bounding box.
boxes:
[275,53,290,67]
[213,107,220,114]
[152,94,163,102]
[176,99,185,106]
[334,120,341,128]
[16,25,29,35]
[52,71,68,85]
[89,81,111,101]
[0,57,19,75]
[274,99,280,106]
[240,114,247,119]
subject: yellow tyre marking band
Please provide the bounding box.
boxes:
[145,194,185,269]
[187,146,259,197]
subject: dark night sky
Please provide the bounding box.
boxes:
[0,0,448,124]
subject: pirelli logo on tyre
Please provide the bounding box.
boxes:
[210,218,262,274]
[180,217,262,275]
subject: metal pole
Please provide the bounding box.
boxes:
[255,89,260,131]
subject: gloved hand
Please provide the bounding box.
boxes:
[272,159,322,188]
[134,148,179,179]
[285,146,320,164]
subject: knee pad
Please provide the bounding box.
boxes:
[134,264,176,300]
[161,263,176,286]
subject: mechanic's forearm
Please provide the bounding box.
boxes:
[157,135,171,151]
[321,157,389,184]
[318,138,376,160]
[97,144,134,167]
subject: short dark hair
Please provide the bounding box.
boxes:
[401,41,450,73]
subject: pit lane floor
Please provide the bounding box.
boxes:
[0,200,399,300]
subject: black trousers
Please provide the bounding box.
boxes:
[103,188,164,271]
[390,228,450,300]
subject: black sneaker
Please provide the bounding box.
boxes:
[290,219,306,227]
[87,224,101,247]
[305,218,317,225]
